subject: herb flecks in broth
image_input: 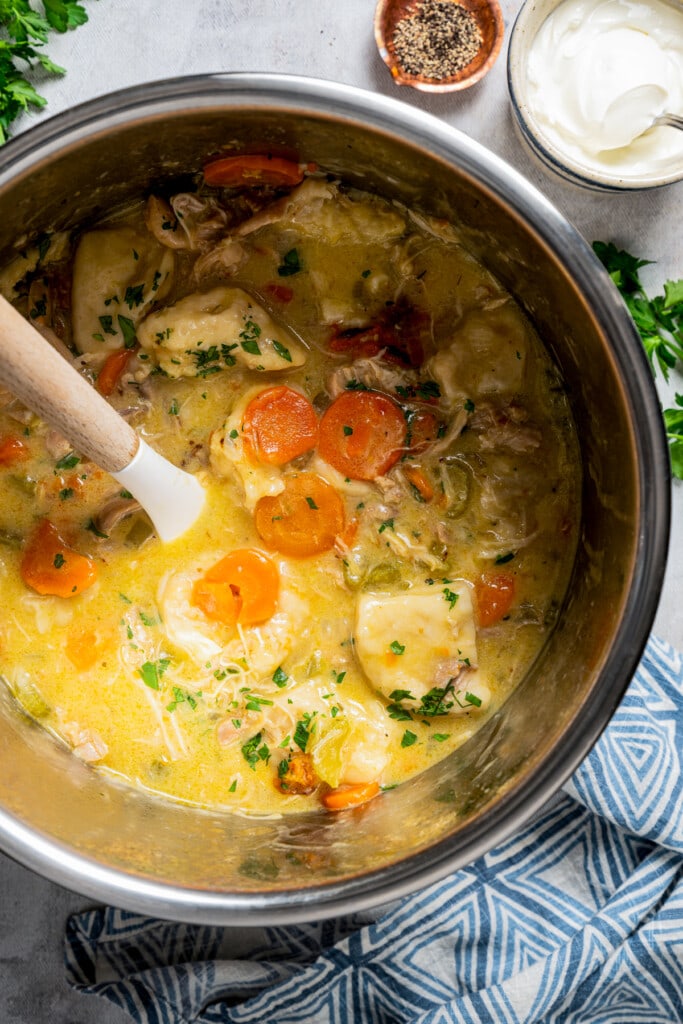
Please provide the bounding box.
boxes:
[0,161,580,816]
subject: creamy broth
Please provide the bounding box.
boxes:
[0,163,580,815]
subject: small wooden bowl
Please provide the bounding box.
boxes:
[374,0,504,92]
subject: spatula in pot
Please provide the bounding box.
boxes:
[0,295,205,542]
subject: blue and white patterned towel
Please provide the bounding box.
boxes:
[64,636,683,1023]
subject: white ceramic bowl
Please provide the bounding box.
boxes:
[507,0,683,192]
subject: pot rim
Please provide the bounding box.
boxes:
[0,73,670,923]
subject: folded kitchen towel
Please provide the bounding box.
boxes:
[64,635,683,1023]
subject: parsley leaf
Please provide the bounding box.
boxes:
[0,2,90,145]
[593,241,683,378]
[593,241,683,479]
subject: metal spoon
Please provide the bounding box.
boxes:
[653,112,683,132]
[0,295,205,542]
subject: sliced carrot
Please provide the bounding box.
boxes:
[406,409,440,453]
[318,390,406,481]
[203,154,309,189]
[322,781,380,811]
[404,465,434,502]
[0,435,29,467]
[336,515,359,549]
[20,519,97,598]
[254,473,345,557]
[97,346,136,397]
[65,630,111,671]
[475,572,516,627]
[192,548,279,626]
[242,386,319,466]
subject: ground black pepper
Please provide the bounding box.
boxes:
[392,0,483,80]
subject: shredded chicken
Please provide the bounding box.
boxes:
[325,355,417,400]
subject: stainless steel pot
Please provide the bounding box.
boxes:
[0,75,669,924]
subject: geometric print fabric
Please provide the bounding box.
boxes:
[65,636,683,1023]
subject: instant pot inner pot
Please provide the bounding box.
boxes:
[0,99,645,920]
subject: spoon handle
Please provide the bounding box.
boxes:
[654,112,683,131]
[0,295,139,473]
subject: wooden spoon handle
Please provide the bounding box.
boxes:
[0,295,138,473]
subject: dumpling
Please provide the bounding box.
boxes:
[71,226,174,353]
[355,583,489,713]
[135,286,307,378]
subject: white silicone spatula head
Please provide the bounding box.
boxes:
[0,295,205,542]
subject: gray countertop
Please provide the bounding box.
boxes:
[1,1,681,1020]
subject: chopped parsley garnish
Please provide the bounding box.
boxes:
[389,689,415,702]
[387,703,413,722]
[85,519,108,539]
[59,487,74,501]
[345,379,369,391]
[241,731,271,770]
[305,495,319,510]
[443,588,459,610]
[55,452,79,471]
[166,687,198,712]
[378,518,394,534]
[138,657,170,691]
[495,552,515,565]
[277,248,302,277]
[389,640,405,655]
[229,779,237,793]
[361,269,371,278]
[433,733,450,742]
[98,315,117,336]
[117,314,137,348]
[123,284,144,309]
[168,399,179,416]
[273,340,292,362]
[401,730,417,748]
[139,611,158,627]
[53,552,65,568]
[464,398,475,413]
[240,338,261,356]
[332,669,346,684]
[244,694,274,712]
[272,666,289,688]
[343,425,353,436]
[418,681,457,717]
[293,712,316,752]
[416,380,441,400]
[277,757,290,779]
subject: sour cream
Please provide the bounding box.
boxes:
[527,0,683,178]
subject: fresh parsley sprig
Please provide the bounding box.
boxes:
[0,0,90,145]
[593,241,683,479]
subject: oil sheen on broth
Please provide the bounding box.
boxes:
[0,160,580,816]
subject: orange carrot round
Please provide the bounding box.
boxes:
[242,386,319,466]
[192,548,279,626]
[407,409,440,453]
[254,473,345,557]
[97,347,136,397]
[404,465,434,502]
[203,154,308,189]
[475,572,516,627]
[20,519,97,598]
[322,781,380,811]
[0,435,29,466]
[318,390,406,480]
